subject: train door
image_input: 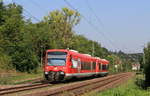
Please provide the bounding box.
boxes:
[98,62,101,72]
[71,58,78,73]
[95,60,98,73]
[70,57,81,74]
[100,63,103,71]
[77,58,81,73]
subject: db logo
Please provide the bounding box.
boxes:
[54,67,58,70]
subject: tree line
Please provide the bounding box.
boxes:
[0,2,133,73]
[142,43,150,87]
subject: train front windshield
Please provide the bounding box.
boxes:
[47,51,67,66]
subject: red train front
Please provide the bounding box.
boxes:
[44,49,109,82]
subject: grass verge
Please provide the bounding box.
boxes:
[84,74,150,96]
[0,69,43,85]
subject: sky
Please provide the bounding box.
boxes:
[4,0,150,53]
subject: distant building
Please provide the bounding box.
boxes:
[132,64,140,70]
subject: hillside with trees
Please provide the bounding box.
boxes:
[0,2,134,73]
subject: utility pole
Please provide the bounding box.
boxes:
[40,45,43,67]
[92,42,95,56]
[143,51,145,65]
[143,44,146,65]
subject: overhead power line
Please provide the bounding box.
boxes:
[23,8,41,22]
[85,0,121,50]
[12,0,40,22]
[86,0,104,30]
[63,0,105,37]
[30,0,48,13]
[85,0,130,52]
[63,0,120,50]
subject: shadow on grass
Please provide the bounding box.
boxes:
[135,77,146,89]
[135,74,150,90]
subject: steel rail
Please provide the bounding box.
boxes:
[24,72,133,96]
[0,83,51,95]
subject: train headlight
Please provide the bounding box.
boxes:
[45,72,48,74]
[60,71,64,75]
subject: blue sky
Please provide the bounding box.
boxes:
[4,0,150,53]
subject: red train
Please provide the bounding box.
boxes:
[44,49,109,82]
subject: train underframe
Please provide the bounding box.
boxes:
[44,71,65,82]
[44,71,108,82]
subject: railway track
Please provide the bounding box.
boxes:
[0,72,134,96]
[23,72,134,96]
[0,83,51,95]
[22,78,43,84]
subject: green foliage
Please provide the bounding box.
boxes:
[0,51,12,70]
[11,46,39,73]
[0,72,42,85]
[106,54,132,73]
[43,7,80,48]
[0,2,82,73]
[144,42,150,87]
[95,77,150,96]
[71,35,109,57]
[111,51,133,72]
[0,2,39,72]
[0,1,134,74]
[106,55,119,73]
[139,56,144,70]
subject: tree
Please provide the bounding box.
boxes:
[0,3,24,54]
[144,42,150,87]
[0,1,5,25]
[0,51,12,71]
[11,45,39,73]
[0,2,40,72]
[106,54,121,73]
[0,2,112,73]
[43,7,80,48]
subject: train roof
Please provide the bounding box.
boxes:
[46,49,68,52]
[46,49,109,63]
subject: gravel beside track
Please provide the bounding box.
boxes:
[0,83,51,95]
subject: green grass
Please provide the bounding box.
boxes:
[85,74,150,96]
[0,69,43,85]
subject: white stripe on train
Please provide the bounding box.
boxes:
[65,72,108,77]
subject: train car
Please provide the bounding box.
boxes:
[44,49,109,82]
[95,58,109,76]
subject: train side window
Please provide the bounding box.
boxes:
[78,58,81,66]
[86,61,91,70]
[71,59,78,68]
[81,61,84,70]
[93,62,96,70]
[102,65,107,70]
[81,61,91,70]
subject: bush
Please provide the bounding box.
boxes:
[144,43,150,87]
[0,52,12,70]
[11,46,39,73]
